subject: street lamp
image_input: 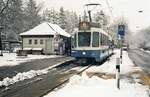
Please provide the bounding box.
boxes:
[0,26,3,56]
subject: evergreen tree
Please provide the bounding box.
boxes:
[42,8,50,21]
[94,10,109,28]
[42,7,78,34]
[0,0,11,40]
[24,0,42,30]
[64,11,78,33]
[4,0,24,40]
[42,8,59,24]
[59,7,67,29]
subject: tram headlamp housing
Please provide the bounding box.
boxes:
[82,52,86,55]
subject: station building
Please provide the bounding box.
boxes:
[20,22,71,55]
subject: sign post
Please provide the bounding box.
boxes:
[116,58,120,89]
[118,25,125,64]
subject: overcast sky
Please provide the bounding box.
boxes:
[37,0,150,32]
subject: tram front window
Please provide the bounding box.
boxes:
[78,32,91,47]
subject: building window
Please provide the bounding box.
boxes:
[29,39,32,44]
[40,39,43,44]
[34,39,38,44]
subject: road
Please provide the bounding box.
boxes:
[0,56,72,79]
[128,49,150,75]
[0,56,89,97]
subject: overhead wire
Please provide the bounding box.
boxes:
[105,0,114,23]
[98,0,114,23]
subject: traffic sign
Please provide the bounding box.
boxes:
[118,25,125,36]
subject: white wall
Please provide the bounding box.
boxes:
[22,37,54,54]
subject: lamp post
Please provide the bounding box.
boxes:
[0,26,3,56]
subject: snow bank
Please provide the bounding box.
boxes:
[0,69,48,87]
[0,57,72,87]
[0,53,60,67]
[86,49,138,74]
[44,74,150,97]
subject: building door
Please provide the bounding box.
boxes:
[45,39,52,54]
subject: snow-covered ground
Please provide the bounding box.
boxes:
[44,49,150,97]
[85,49,136,74]
[0,69,48,87]
[0,52,60,67]
[0,53,72,87]
[141,49,150,54]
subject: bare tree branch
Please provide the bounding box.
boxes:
[0,0,10,15]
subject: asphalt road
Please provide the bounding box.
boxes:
[0,56,73,79]
[128,49,150,75]
[0,59,80,97]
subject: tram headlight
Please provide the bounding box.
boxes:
[82,52,86,55]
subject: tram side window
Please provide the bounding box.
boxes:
[104,35,106,45]
[106,37,109,45]
[71,34,77,48]
[92,32,99,47]
[101,34,108,45]
[101,34,104,45]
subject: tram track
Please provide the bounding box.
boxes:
[0,59,94,97]
[39,64,92,97]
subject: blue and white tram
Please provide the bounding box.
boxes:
[71,21,111,62]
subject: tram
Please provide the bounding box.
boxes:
[71,21,112,63]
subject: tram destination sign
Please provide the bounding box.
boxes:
[79,21,90,30]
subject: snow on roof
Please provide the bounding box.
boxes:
[49,23,71,37]
[20,22,56,36]
[20,22,71,37]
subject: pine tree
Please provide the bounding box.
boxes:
[24,0,42,30]
[0,0,11,40]
[64,11,78,33]
[93,10,109,28]
[4,0,24,41]
[59,7,67,29]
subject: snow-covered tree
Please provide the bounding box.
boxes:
[24,0,42,31]
[42,8,59,24]
[0,0,11,40]
[133,27,150,48]
[93,10,109,28]
[109,17,130,46]
[65,11,78,33]
[59,7,67,29]
[3,0,24,40]
[42,7,78,34]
